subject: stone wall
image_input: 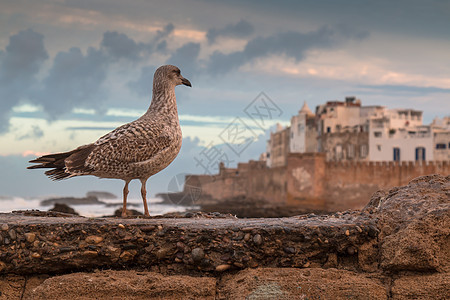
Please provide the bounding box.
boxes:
[323,159,449,210]
[0,175,448,299]
[185,160,288,204]
[187,153,449,212]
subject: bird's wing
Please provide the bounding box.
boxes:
[82,120,173,172]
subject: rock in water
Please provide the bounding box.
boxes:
[49,203,79,215]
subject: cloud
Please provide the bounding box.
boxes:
[35,46,109,118]
[101,31,144,61]
[16,125,44,140]
[358,84,450,95]
[100,24,174,61]
[207,25,369,74]
[0,29,48,133]
[127,65,157,97]
[155,23,175,41]
[0,25,175,119]
[166,42,201,76]
[207,19,254,44]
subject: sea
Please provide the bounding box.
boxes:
[0,196,197,217]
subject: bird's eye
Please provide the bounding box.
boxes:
[174,69,180,75]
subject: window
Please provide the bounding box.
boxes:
[415,147,426,161]
[360,145,368,158]
[436,143,446,149]
[347,144,354,158]
[393,147,400,162]
[374,131,382,138]
[326,127,331,133]
[377,145,382,151]
[335,145,343,160]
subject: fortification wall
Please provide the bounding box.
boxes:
[185,153,449,212]
[186,161,287,205]
[323,160,450,211]
[285,153,327,210]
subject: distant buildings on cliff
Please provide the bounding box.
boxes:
[263,97,450,167]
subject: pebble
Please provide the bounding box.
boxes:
[82,251,98,257]
[368,225,378,237]
[347,246,357,255]
[85,235,103,244]
[241,227,254,232]
[176,242,185,250]
[24,233,36,243]
[253,234,263,245]
[248,260,258,268]
[118,224,125,229]
[140,225,156,232]
[8,229,16,240]
[59,246,76,253]
[220,254,230,261]
[283,247,296,254]
[215,264,231,272]
[31,252,41,258]
[345,230,350,236]
[156,248,168,260]
[356,226,363,233]
[1,224,9,231]
[243,233,251,242]
[120,250,134,261]
[191,248,205,263]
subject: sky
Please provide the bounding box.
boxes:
[0,0,449,200]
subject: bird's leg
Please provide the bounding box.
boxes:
[122,180,131,217]
[140,178,150,216]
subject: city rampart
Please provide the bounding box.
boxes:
[186,154,449,212]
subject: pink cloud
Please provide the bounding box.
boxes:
[21,150,50,157]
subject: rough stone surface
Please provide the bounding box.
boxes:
[28,270,216,300]
[0,275,25,300]
[364,174,450,272]
[0,211,375,275]
[391,273,450,300]
[0,174,447,299]
[218,268,387,299]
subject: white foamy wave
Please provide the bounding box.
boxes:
[0,196,196,217]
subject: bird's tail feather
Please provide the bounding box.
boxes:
[28,151,76,181]
[27,144,94,181]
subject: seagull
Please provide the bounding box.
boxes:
[28,65,191,217]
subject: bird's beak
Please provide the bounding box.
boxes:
[181,77,192,87]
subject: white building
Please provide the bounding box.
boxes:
[264,97,449,166]
[368,109,434,162]
[316,97,362,136]
[289,102,317,153]
[432,117,450,161]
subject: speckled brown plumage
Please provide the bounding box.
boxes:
[28,65,191,217]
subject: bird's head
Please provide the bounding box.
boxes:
[154,65,191,89]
